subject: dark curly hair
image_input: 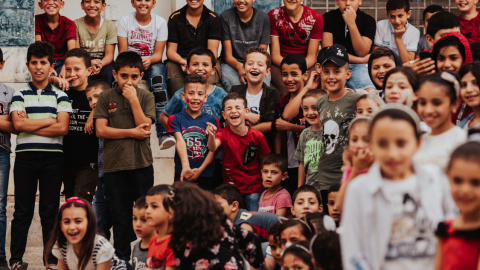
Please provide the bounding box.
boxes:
[169,182,227,256]
[27,41,55,64]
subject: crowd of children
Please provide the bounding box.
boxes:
[1,0,480,269]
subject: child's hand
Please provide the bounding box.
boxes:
[180,59,188,73]
[84,116,94,134]
[142,57,151,71]
[394,25,407,40]
[305,71,321,90]
[407,58,435,77]
[246,113,260,125]
[342,6,357,26]
[351,148,374,174]
[49,76,71,91]
[275,118,290,131]
[16,111,27,119]
[59,67,67,79]
[190,168,201,181]
[122,84,138,103]
[206,122,217,136]
[181,167,195,181]
[237,65,246,84]
[132,123,151,140]
[91,59,103,75]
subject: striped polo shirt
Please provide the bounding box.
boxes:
[10,82,72,152]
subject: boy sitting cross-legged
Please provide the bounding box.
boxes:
[94,51,156,262]
[167,74,220,190]
[207,93,271,211]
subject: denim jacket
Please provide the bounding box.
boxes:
[340,162,457,270]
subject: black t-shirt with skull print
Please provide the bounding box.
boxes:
[316,91,359,190]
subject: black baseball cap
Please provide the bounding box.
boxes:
[320,44,349,66]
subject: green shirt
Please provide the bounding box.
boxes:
[75,17,117,59]
[93,87,155,173]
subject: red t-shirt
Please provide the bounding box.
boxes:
[216,126,270,193]
[459,11,480,43]
[35,14,77,60]
[268,6,323,57]
[146,235,176,270]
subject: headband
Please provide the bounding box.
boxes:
[61,197,87,211]
[440,72,460,97]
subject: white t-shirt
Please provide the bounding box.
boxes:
[246,90,262,115]
[117,12,168,58]
[374,19,420,57]
[52,235,115,270]
[382,176,436,270]
[414,126,467,170]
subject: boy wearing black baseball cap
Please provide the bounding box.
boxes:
[315,44,359,213]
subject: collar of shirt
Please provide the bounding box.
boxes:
[28,82,53,92]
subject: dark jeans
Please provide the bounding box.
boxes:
[10,152,63,266]
[320,190,329,215]
[62,162,99,203]
[93,177,112,240]
[284,168,299,197]
[104,165,154,262]
[174,174,215,191]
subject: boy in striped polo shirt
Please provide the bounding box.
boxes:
[9,41,72,270]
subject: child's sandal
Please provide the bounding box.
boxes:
[11,261,28,270]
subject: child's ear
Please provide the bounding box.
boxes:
[318,204,323,213]
[345,68,352,80]
[211,64,217,75]
[303,70,310,81]
[406,10,412,19]
[0,61,5,70]
[426,34,434,48]
[266,67,271,77]
[59,0,65,9]
[38,1,44,9]
[245,107,250,114]
[87,66,93,75]
[281,171,288,181]
[112,70,118,81]
[315,63,322,73]
[221,110,225,119]
[232,201,240,212]
[181,91,186,101]
[140,72,144,78]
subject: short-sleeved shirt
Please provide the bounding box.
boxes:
[268,6,323,57]
[146,235,176,270]
[216,126,270,193]
[52,235,114,270]
[322,8,376,57]
[93,87,155,173]
[64,90,98,164]
[0,84,15,153]
[163,86,227,120]
[10,82,72,153]
[117,12,168,58]
[132,241,148,270]
[459,12,480,44]
[234,209,282,240]
[294,127,322,190]
[35,14,77,60]
[168,5,222,59]
[168,110,219,177]
[315,91,358,190]
[220,7,270,63]
[374,19,420,57]
[75,16,118,59]
[258,188,292,215]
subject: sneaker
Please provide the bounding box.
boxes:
[159,135,175,150]
[46,265,57,270]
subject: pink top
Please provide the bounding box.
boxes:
[340,167,367,184]
[258,188,292,216]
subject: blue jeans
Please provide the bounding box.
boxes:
[89,61,115,87]
[346,63,375,90]
[93,177,111,240]
[53,59,65,77]
[242,192,262,211]
[143,62,168,137]
[0,150,9,261]
[221,63,271,92]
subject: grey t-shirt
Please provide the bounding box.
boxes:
[220,7,270,63]
[416,34,431,55]
[316,91,359,190]
[132,241,148,270]
[294,127,322,191]
[0,84,15,153]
